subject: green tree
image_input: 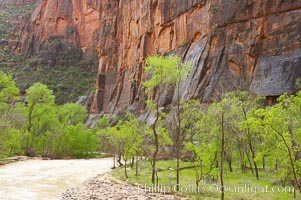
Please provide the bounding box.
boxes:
[185,104,219,189]
[57,103,87,126]
[207,98,230,200]
[0,72,19,103]
[0,72,23,156]
[63,123,98,158]
[226,92,264,179]
[224,91,264,178]
[95,116,111,154]
[23,83,55,155]
[143,55,178,184]
[260,93,301,198]
[143,54,189,185]
[169,56,191,191]
[30,104,60,157]
[117,113,144,179]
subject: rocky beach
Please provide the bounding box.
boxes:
[61,174,189,200]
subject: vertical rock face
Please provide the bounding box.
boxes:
[15,0,301,113]
[15,0,102,56]
[92,0,301,113]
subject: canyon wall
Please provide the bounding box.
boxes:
[14,0,102,56]
[15,0,301,113]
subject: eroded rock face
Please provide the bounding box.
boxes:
[16,0,301,113]
[14,0,102,56]
[91,0,301,113]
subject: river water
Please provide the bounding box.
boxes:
[0,158,113,200]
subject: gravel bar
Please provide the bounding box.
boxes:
[61,174,190,200]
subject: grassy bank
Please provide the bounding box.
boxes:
[111,159,297,200]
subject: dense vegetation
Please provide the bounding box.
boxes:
[9,36,98,104]
[97,55,301,199]
[0,72,98,158]
[0,2,98,104]
[1,46,301,199]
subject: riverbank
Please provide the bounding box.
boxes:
[109,160,297,200]
[0,153,112,166]
[0,156,30,166]
[61,174,189,200]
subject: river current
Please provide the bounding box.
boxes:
[0,158,113,200]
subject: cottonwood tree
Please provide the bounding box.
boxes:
[143,55,181,184]
[119,113,144,179]
[43,104,89,158]
[0,72,23,155]
[144,54,190,187]
[23,83,55,155]
[103,113,144,179]
[143,112,172,183]
[95,116,115,163]
[224,91,264,178]
[0,74,99,158]
[259,93,301,198]
[207,97,232,200]
[0,72,20,128]
[57,103,87,126]
[169,56,191,191]
[185,102,219,189]
[104,126,123,167]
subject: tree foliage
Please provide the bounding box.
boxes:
[0,74,98,158]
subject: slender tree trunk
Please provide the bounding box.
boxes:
[124,159,128,179]
[28,104,34,133]
[270,124,301,197]
[175,73,182,192]
[151,98,160,185]
[25,104,35,152]
[113,154,116,169]
[247,137,259,180]
[135,155,139,176]
[155,170,159,185]
[175,113,181,191]
[225,151,233,172]
[242,108,259,179]
[151,123,159,184]
[237,145,245,173]
[220,113,225,200]
[131,157,135,168]
[279,133,300,198]
[246,150,254,175]
[192,151,201,190]
[117,151,123,166]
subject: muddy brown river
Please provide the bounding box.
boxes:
[0,158,113,200]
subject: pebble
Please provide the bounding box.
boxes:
[61,174,190,200]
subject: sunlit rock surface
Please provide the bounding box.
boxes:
[15,0,301,113]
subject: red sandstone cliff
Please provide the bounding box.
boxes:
[14,0,301,114]
[14,0,102,56]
